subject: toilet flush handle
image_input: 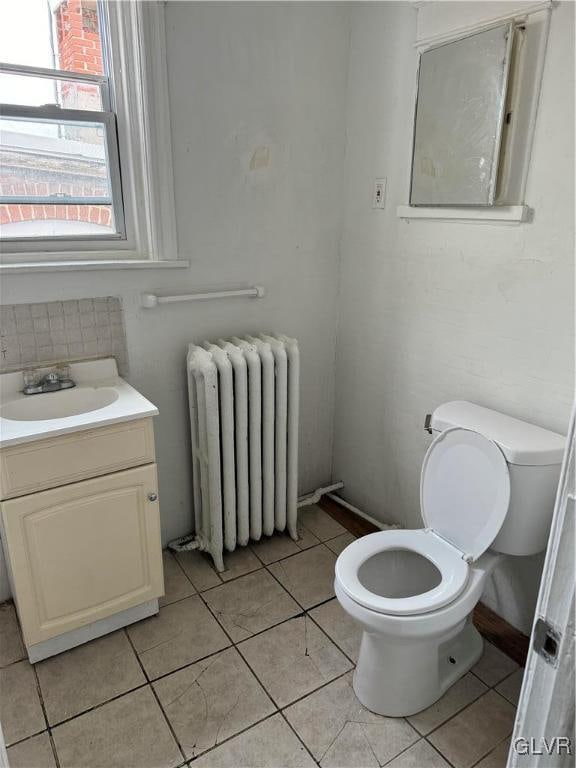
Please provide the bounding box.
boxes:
[424,414,433,434]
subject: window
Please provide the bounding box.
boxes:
[0,0,178,265]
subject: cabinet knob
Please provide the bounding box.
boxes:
[147,492,158,502]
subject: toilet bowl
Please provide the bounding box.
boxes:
[335,401,565,717]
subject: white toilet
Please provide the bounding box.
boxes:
[335,401,565,717]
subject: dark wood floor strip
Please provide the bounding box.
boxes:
[318,494,529,666]
[319,495,380,537]
[472,601,529,666]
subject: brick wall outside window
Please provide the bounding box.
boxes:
[2,0,111,236]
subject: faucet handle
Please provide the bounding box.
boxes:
[41,371,60,385]
[23,370,39,388]
[22,370,43,395]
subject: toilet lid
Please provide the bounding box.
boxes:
[421,427,510,562]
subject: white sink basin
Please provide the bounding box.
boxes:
[0,358,158,447]
[1,387,119,422]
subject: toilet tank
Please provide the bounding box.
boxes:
[430,401,566,556]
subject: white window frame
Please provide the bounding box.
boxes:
[0,0,179,267]
[0,100,126,241]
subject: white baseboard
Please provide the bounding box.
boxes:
[27,599,159,663]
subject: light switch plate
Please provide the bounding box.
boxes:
[372,178,387,209]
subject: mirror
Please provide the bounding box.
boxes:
[410,23,513,207]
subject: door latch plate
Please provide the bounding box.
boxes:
[533,617,561,667]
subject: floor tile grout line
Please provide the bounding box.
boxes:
[19,603,346,715]
[305,611,359,668]
[408,678,489,739]
[306,603,358,669]
[378,736,447,768]
[248,539,274,567]
[199,583,352,716]
[492,687,520,708]
[244,507,345,568]
[200,560,301,604]
[493,665,524,690]
[277,665,427,768]
[266,540,337,570]
[47,728,62,768]
[4,727,59,766]
[419,696,481,743]
[159,592,201,610]
[205,604,303,646]
[148,680,189,766]
[6,661,62,766]
[279,667,353,714]
[469,732,514,768]
[170,514,346,595]
[183,711,281,766]
[32,646,278,767]
[171,552,223,592]
[263,561,318,613]
[31,661,50,733]
[202,565,342,645]
[420,685,517,747]
[143,646,236,685]
[469,668,488,686]
[123,626,188,765]
[278,709,321,766]
[33,633,235,732]
[5,563,338,676]
[469,664,521,690]
[263,551,339,614]
[42,680,151,732]
[165,548,199,592]
[173,588,301,764]
[422,736,459,768]
[0,655,28,671]
[196,585,284,709]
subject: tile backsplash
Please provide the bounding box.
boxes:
[0,298,128,375]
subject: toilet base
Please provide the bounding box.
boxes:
[353,616,483,717]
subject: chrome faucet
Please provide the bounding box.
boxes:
[22,367,76,396]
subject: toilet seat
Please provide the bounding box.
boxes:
[335,427,511,617]
[421,427,510,561]
[335,529,469,616]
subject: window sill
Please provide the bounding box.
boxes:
[0,259,190,274]
[396,204,530,224]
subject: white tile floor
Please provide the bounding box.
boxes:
[0,505,522,768]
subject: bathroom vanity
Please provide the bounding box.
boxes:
[0,358,164,662]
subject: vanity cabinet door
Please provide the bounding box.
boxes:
[1,464,163,647]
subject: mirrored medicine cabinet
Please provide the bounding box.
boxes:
[410,22,516,207]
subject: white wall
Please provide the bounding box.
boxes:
[1,1,572,635]
[333,1,574,633]
[0,2,350,546]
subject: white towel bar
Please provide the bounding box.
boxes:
[141,285,265,308]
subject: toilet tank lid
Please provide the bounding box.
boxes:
[431,401,565,466]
